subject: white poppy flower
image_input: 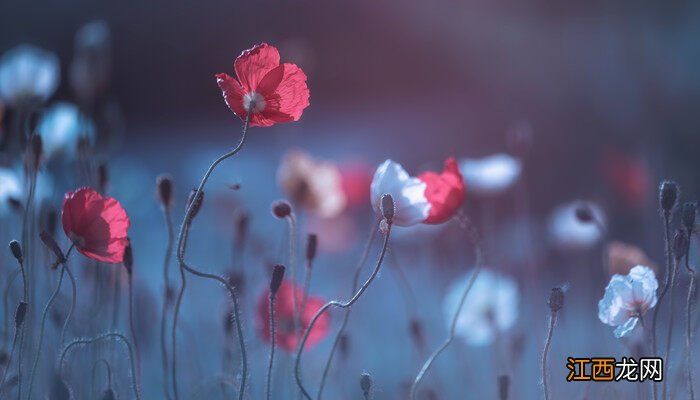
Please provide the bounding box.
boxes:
[443,268,518,346]
[548,201,605,250]
[458,153,522,196]
[37,102,95,160]
[0,45,59,106]
[598,265,657,338]
[370,160,430,226]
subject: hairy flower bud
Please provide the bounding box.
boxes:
[682,202,697,232]
[380,194,394,222]
[186,189,204,219]
[659,180,679,213]
[15,302,27,328]
[271,200,292,219]
[548,287,565,313]
[40,230,65,266]
[305,233,318,262]
[673,229,688,261]
[9,240,22,264]
[360,372,372,399]
[157,174,174,208]
[270,264,285,295]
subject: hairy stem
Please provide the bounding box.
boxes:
[91,358,113,397]
[295,222,392,400]
[59,332,140,400]
[542,312,558,400]
[266,293,277,400]
[161,207,174,400]
[60,264,77,345]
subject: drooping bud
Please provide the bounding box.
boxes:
[9,240,22,264]
[40,230,65,265]
[186,189,204,219]
[156,174,174,208]
[271,200,292,219]
[682,202,697,233]
[360,372,372,399]
[270,264,285,295]
[673,229,688,262]
[380,194,394,223]
[15,302,27,328]
[305,233,318,262]
[659,180,679,214]
[97,160,108,193]
[497,374,510,400]
[123,239,133,275]
[548,287,565,313]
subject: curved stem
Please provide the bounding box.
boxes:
[410,212,483,399]
[128,272,142,385]
[173,113,250,400]
[26,264,66,399]
[652,212,672,400]
[172,220,192,400]
[266,293,277,400]
[295,223,392,400]
[161,207,174,400]
[59,332,140,400]
[542,312,558,400]
[317,220,378,400]
[60,264,77,344]
[685,234,696,400]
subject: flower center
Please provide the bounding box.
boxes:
[242,91,266,114]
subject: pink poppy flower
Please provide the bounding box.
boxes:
[216,43,310,127]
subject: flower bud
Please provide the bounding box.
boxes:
[15,302,27,328]
[659,180,679,213]
[157,174,174,208]
[9,240,22,264]
[272,200,292,219]
[270,264,285,295]
[360,372,372,399]
[305,234,318,262]
[380,194,394,222]
[682,202,697,232]
[123,239,133,275]
[548,287,565,313]
[186,189,204,219]
[40,230,65,265]
[498,374,510,400]
[673,229,688,261]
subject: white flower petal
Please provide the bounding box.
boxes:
[458,153,521,196]
[37,102,95,160]
[0,45,59,105]
[370,160,429,226]
[613,317,639,338]
[549,201,605,250]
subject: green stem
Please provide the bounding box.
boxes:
[59,332,140,400]
[60,264,77,344]
[173,113,250,400]
[317,221,378,400]
[295,223,392,400]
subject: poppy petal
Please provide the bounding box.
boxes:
[234,43,280,91]
[216,73,247,121]
[419,157,465,224]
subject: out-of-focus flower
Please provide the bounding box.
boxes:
[598,265,657,338]
[443,268,518,346]
[607,241,656,276]
[216,43,310,127]
[599,149,651,210]
[0,167,22,215]
[70,20,112,104]
[255,280,330,352]
[276,149,346,219]
[0,45,60,106]
[458,154,522,196]
[37,102,95,160]
[370,158,464,226]
[339,161,372,209]
[62,187,130,263]
[305,213,358,254]
[548,201,605,250]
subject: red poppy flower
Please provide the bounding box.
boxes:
[216,43,310,127]
[599,148,650,210]
[256,280,330,352]
[62,187,130,263]
[418,157,465,224]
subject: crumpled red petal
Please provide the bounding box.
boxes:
[419,157,466,224]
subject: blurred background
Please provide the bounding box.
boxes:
[2,0,700,399]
